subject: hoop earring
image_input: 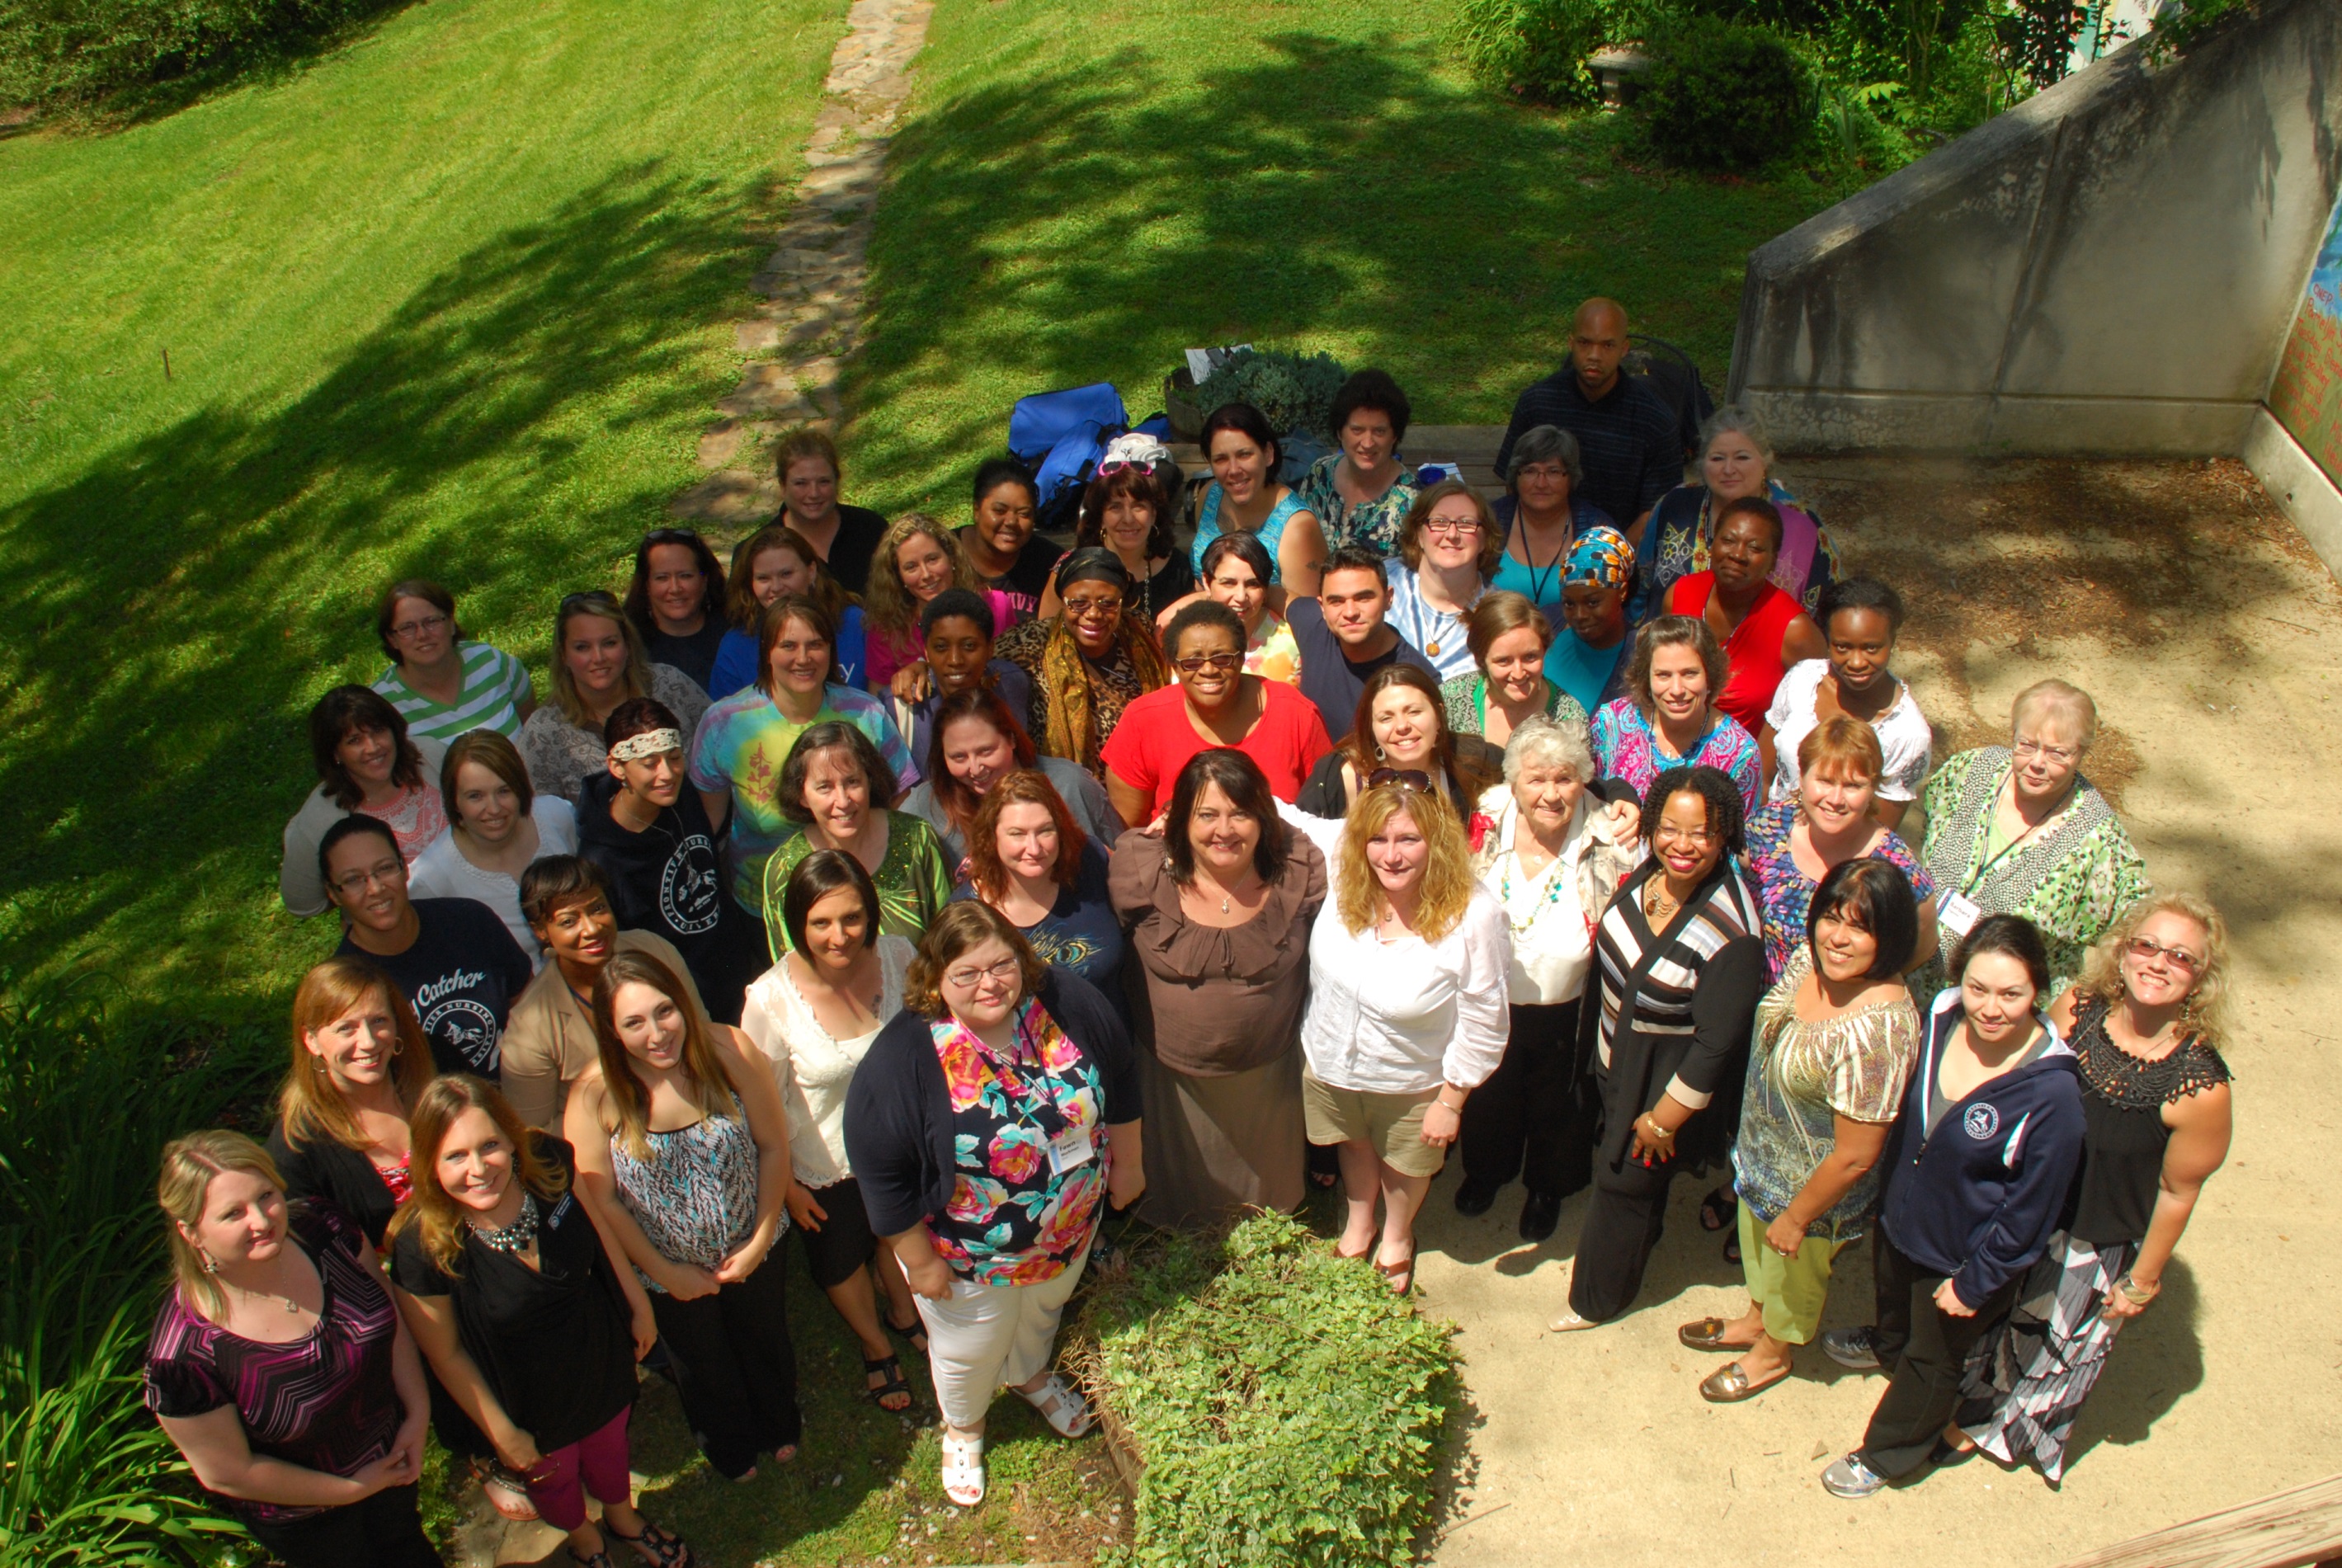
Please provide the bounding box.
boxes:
[200,1251,219,1274]
[1374,744,1387,762]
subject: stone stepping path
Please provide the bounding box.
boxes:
[669,0,935,531]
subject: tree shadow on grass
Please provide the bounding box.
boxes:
[0,159,760,1020]
[853,31,1833,504]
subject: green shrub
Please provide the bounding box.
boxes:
[1190,347,1350,440]
[1073,1213,1457,1567]
[0,973,274,1563]
[0,0,395,109]
[1642,16,1812,171]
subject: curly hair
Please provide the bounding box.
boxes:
[1334,780,1477,942]
[902,902,1048,1019]
[1074,464,1176,562]
[865,513,983,642]
[964,769,1086,901]
[1638,765,1748,859]
[2074,892,2231,1048]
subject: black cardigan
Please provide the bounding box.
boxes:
[843,966,1140,1237]
[268,1122,398,1247]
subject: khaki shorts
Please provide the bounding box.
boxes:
[1302,1071,1447,1179]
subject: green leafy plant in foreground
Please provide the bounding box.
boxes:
[1072,1213,1457,1567]
[1190,348,1351,440]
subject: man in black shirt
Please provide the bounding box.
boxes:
[1494,298,1687,534]
[321,816,532,1077]
[957,455,1063,624]
[1284,547,1442,738]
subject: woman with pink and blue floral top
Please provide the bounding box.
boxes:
[1590,616,1761,814]
[843,902,1145,1509]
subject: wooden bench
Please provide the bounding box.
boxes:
[2053,1473,2342,1568]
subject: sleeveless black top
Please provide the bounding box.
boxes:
[2062,999,2229,1246]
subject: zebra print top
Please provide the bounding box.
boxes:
[609,1090,769,1291]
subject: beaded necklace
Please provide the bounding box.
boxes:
[468,1190,540,1254]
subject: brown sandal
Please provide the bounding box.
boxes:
[1699,1360,1793,1403]
[1677,1316,1759,1353]
[1373,1246,1416,1296]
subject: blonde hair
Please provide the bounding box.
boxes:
[590,950,737,1161]
[280,958,434,1154]
[1335,782,1477,943]
[549,591,655,727]
[389,1076,569,1276]
[158,1131,287,1321]
[864,512,983,640]
[2010,678,2098,755]
[2076,892,2231,1048]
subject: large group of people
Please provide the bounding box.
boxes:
[157,295,2235,1563]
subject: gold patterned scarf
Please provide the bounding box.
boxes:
[1037,611,1168,774]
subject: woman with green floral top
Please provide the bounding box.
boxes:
[1916,680,2150,997]
[1439,591,1590,751]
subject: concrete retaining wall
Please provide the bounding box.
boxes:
[1726,0,2342,455]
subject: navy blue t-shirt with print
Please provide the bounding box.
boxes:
[951,839,1124,1005]
[338,897,532,1077]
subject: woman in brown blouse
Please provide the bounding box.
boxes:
[1109,749,1327,1227]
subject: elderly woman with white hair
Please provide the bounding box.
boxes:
[1490,426,1617,615]
[1456,717,1638,1240]
[1633,405,1839,624]
[1915,679,2150,997]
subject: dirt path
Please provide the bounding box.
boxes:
[1418,456,2342,1566]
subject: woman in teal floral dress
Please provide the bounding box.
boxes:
[843,903,1145,1509]
[1916,679,2150,997]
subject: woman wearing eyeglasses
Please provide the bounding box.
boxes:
[1380,480,1503,684]
[1949,895,2232,1482]
[1913,679,2149,1000]
[1102,600,1332,826]
[843,902,1145,1508]
[994,549,1170,788]
[1296,662,1497,822]
[1488,426,1614,615]
[369,579,535,742]
[518,591,710,806]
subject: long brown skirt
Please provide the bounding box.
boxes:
[1138,1045,1307,1229]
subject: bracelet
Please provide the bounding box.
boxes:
[2116,1272,2159,1304]
[1639,1114,1675,1140]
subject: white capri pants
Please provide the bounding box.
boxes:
[915,1246,1091,1430]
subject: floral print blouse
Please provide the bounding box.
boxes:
[1294,453,1419,559]
[1742,802,1935,982]
[927,997,1108,1287]
[1589,698,1762,814]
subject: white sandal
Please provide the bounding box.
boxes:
[1015,1372,1095,1437]
[939,1430,985,1506]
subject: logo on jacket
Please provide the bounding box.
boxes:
[660,836,723,935]
[1963,1103,2000,1140]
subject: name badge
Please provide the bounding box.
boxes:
[1938,890,1982,939]
[1046,1123,1095,1176]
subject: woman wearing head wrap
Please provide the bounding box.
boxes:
[1544,526,1637,716]
[993,549,1171,786]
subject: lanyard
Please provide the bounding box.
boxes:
[1506,514,1568,607]
[1961,770,2073,894]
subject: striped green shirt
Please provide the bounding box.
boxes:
[372,641,531,741]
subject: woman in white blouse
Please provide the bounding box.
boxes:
[1301,779,1510,1295]
[738,850,923,1412]
[1761,577,1930,829]
[408,731,577,967]
[1459,718,1637,1242]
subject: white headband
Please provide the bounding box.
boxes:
[608,728,682,762]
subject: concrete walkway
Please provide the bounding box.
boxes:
[1416,454,2342,1566]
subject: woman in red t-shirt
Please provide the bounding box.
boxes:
[1665,496,1823,742]
[1102,601,1331,823]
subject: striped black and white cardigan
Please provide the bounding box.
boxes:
[1590,859,1767,1172]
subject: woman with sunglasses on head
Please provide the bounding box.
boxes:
[1102,600,1331,826]
[760,723,951,960]
[1762,577,1929,831]
[1295,662,1498,822]
[566,949,802,1483]
[996,549,1171,788]
[283,686,450,917]
[688,595,914,920]
[1439,590,1588,751]
[1294,369,1420,558]
[575,699,766,1024]
[390,1077,693,1566]
[147,1132,438,1568]
[844,903,1145,1507]
[1039,438,1194,626]
[951,770,1122,1001]
[370,578,535,742]
[1383,480,1503,683]
[774,426,891,594]
[1820,916,2084,1500]
[1948,898,2233,1482]
[1914,679,2149,1000]
[1302,779,1507,1295]
[1188,403,1325,595]
[742,852,926,1414]
[709,524,868,699]
[620,527,730,696]
[865,513,1014,697]
[409,731,578,968]
[899,688,1121,868]
[519,591,710,806]
[1552,765,1765,1332]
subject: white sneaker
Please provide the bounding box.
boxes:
[1822,1453,1888,1499]
[1821,1326,1881,1370]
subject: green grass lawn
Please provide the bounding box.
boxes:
[845,0,1854,514]
[0,0,841,1024]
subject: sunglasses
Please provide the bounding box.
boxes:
[1367,768,1433,791]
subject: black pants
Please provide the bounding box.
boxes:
[650,1242,803,1479]
[247,1482,441,1568]
[1859,1235,2020,1479]
[1567,1151,1684,1321]
[1459,999,1589,1198]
